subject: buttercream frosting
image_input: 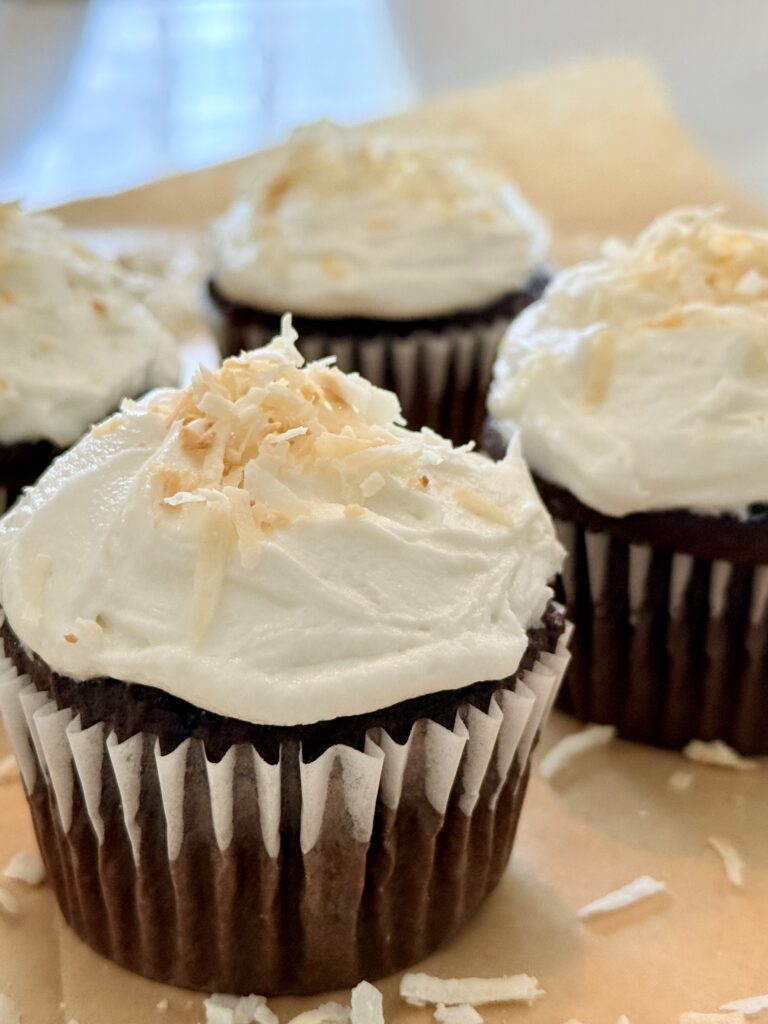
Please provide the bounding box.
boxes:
[489,208,768,517]
[211,121,549,319]
[0,317,562,726]
[0,204,180,447]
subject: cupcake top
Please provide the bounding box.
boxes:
[211,121,549,320]
[0,205,179,448]
[0,317,562,727]
[489,208,768,518]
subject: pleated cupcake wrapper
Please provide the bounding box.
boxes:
[222,317,511,445]
[555,515,768,753]
[0,629,571,994]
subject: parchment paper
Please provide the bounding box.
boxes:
[1,55,767,1024]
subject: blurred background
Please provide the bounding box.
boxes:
[1,0,767,209]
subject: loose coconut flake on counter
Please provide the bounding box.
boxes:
[434,1004,483,1024]
[203,993,278,1024]
[3,851,45,887]
[721,995,768,1016]
[350,982,384,1024]
[400,973,544,1007]
[538,725,616,781]
[0,994,19,1024]
[577,875,666,921]
[707,836,745,888]
[683,740,758,771]
[0,756,17,784]
[0,888,19,917]
[286,1003,351,1024]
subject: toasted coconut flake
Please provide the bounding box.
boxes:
[350,982,384,1024]
[683,740,757,771]
[361,471,386,498]
[0,756,17,785]
[539,724,616,781]
[156,999,169,1012]
[584,329,615,404]
[455,490,515,528]
[708,836,745,887]
[0,887,20,916]
[720,995,768,1016]
[285,1003,350,1024]
[0,994,20,1024]
[3,851,45,886]
[577,875,666,921]
[434,1004,483,1024]
[190,501,234,643]
[400,973,544,1007]
[204,993,277,1024]
[680,1014,746,1024]
[668,771,694,793]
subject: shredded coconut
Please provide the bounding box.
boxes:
[708,836,745,887]
[0,756,16,785]
[204,993,277,1024]
[577,875,666,920]
[683,740,757,771]
[668,771,695,793]
[3,851,45,887]
[350,981,384,1024]
[400,973,544,1007]
[0,994,20,1024]
[285,1003,350,1024]
[539,724,616,781]
[434,1005,483,1024]
[0,888,19,917]
[720,995,768,1016]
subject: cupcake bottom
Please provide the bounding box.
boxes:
[207,275,548,446]
[0,438,60,513]
[483,419,768,755]
[0,608,569,996]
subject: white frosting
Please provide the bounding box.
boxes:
[0,205,180,447]
[489,209,768,517]
[211,121,549,319]
[0,317,562,727]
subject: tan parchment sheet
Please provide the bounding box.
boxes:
[1,56,767,1024]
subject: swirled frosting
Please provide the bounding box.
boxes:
[489,209,768,517]
[211,121,549,319]
[0,317,562,726]
[0,204,179,447]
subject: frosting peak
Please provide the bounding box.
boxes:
[489,208,768,518]
[0,204,179,447]
[0,317,563,726]
[211,121,548,319]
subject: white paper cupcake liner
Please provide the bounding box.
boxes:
[0,624,571,994]
[555,514,768,752]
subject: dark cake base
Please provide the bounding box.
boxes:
[1,608,567,995]
[484,418,768,754]
[207,274,548,446]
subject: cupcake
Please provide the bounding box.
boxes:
[0,316,569,995]
[207,121,549,445]
[486,208,768,754]
[0,203,179,509]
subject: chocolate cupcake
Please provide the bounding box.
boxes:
[486,208,768,754]
[0,317,569,995]
[207,122,549,445]
[0,203,179,509]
